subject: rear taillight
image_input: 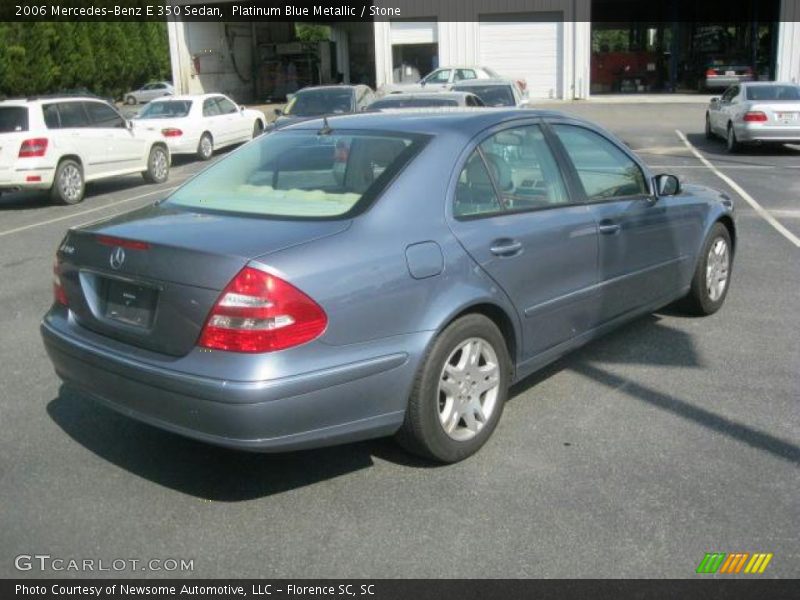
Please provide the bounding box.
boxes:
[705,68,717,77]
[161,128,183,137]
[19,138,48,158]
[198,267,327,353]
[743,111,767,122]
[53,257,68,306]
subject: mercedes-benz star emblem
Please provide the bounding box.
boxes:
[109,247,126,270]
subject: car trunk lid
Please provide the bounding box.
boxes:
[749,102,800,125]
[57,203,350,356]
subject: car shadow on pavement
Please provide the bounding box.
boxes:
[46,313,799,501]
[511,312,800,467]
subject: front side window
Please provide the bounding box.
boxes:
[552,124,648,201]
[166,130,425,219]
[455,124,569,218]
[215,97,238,114]
[425,69,451,84]
[84,102,125,128]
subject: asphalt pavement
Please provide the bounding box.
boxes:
[0,102,797,579]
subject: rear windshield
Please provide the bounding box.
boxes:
[745,85,800,101]
[283,90,353,117]
[166,130,427,219]
[138,100,193,118]
[461,85,515,107]
[370,97,459,109]
[0,106,28,133]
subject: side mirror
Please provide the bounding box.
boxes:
[710,97,720,104]
[273,108,282,116]
[239,105,245,112]
[655,174,681,196]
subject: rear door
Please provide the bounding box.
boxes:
[83,101,146,172]
[447,121,598,360]
[201,96,226,145]
[44,101,102,177]
[215,95,248,143]
[549,121,693,323]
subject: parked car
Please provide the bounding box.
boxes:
[367,91,485,110]
[268,85,375,131]
[132,94,266,161]
[700,58,755,90]
[42,110,735,463]
[124,82,174,105]
[0,96,169,204]
[705,82,800,152]
[452,78,528,107]
[381,65,508,94]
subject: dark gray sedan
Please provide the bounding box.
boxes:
[42,110,736,463]
[368,91,485,110]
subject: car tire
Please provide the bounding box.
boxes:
[197,133,213,161]
[396,314,510,463]
[680,222,733,316]
[726,124,741,153]
[142,145,169,184]
[252,120,264,138]
[705,114,714,140]
[50,159,85,205]
[125,95,136,105]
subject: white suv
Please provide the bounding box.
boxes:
[0,97,170,204]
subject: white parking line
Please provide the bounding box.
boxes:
[0,185,178,239]
[675,130,800,249]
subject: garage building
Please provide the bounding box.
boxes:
[168,0,800,102]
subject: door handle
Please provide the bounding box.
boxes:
[598,221,621,235]
[490,240,523,256]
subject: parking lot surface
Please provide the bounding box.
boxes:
[1,103,797,578]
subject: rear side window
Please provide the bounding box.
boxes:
[203,98,221,117]
[84,102,125,128]
[166,131,426,218]
[52,102,89,128]
[370,97,459,109]
[138,100,192,119]
[0,107,28,132]
[464,85,515,107]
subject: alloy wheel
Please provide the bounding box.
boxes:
[437,337,500,442]
[706,237,730,302]
[59,164,82,203]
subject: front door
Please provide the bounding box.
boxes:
[448,122,598,360]
[549,122,687,323]
[83,102,145,172]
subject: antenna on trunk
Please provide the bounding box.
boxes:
[318,115,333,135]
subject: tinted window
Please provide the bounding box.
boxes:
[283,89,354,117]
[552,124,648,200]
[0,107,28,132]
[461,85,515,107]
[454,69,477,81]
[426,69,451,84]
[203,98,221,117]
[369,97,459,109]
[454,151,503,218]
[42,104,60,129]
[167,131,424,218]
[84,102,125,128]
[215,97,238,114]
[138,100,193,119]
[55,102,89,128]
[721,87,738,103]
[746,85,800,101]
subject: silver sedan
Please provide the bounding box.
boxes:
[705,82,800,152]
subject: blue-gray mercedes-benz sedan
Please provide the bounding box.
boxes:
[41,109,736,462]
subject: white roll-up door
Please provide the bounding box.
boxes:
[390,21,438,45]
[478,17,563,99]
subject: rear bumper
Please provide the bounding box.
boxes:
[163,136,201,156]
[41,311,424,452]
[734,123,800,143]
[0,165,55,191]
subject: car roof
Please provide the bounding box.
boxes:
[295,85,362,93]
[0,96,110,106]
[452,79,516,87]
[282,108,569,136]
